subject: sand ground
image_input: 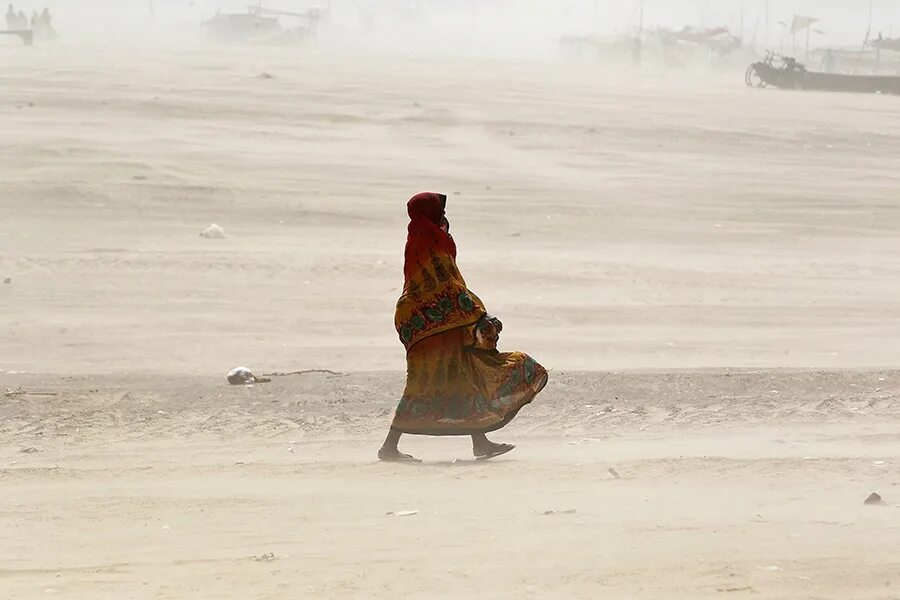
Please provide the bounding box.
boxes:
[2,45,900,598]
[2,370,899,599]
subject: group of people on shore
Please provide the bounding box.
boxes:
[5,4,53,37]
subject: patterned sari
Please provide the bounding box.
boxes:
[391,193,548,435]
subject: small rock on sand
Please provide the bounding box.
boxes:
[864,492,883,506]
[3,277,10,284]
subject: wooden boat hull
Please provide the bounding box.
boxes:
[0,29,33,46]
[749,62,900,95]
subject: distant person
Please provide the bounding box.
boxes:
[632,36,643,66]
[16,9,25,29]
[821,49,836,73]
[876,32,883,68]
[378,192,548,462]
[6,4,16,30]
[33,7,54,39]
[358,7,374,31]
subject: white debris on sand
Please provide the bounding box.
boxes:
[200,224,226,239]
[253,552,277,562]
[226,367,271,385]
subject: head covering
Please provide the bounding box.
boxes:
[404,192,455,265]
[407,192,447,227]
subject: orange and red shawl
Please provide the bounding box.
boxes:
[394,192,486,351]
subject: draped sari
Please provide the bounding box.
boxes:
[390,192,547,435]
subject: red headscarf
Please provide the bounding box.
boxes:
[407,192,447,232]
[404,192,456,280]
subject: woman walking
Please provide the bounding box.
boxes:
[379,192,548,462]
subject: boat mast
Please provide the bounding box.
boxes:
[868,0,878,70]
[792,14,796,56]
[864,0,872,44]
[805,23,810,62]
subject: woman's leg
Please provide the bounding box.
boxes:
[381,428,401,452]
[471,432,515,459]
[378,428,420,462]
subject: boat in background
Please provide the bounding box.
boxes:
[203,3,325,45]
[746,52,900,95]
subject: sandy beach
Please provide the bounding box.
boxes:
[2,45,900,598]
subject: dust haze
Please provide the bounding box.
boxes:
[17,1,900,52]
[2,1,900,599]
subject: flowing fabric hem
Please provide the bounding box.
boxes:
[390,371,548,437]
